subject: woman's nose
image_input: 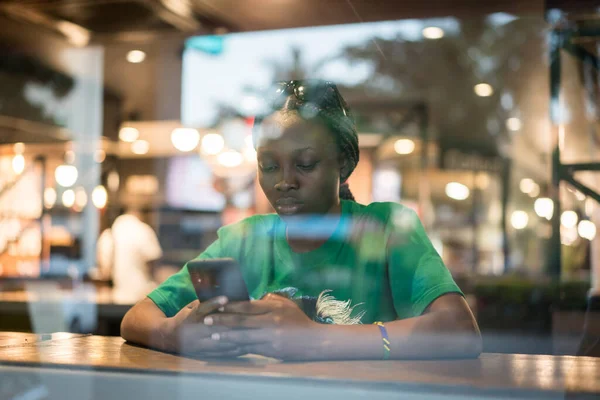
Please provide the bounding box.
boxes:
[274,168,298,192]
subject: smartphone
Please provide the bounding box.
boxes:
[187,258,250,302]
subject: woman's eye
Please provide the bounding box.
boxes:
[260,164,278,172]
[297,163,317,171]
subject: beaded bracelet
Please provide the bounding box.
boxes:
[374,321,391,360]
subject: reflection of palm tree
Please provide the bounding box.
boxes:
[335,17,545,157]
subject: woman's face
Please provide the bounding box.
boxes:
[256,111,342,219]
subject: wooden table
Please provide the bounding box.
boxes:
[0,333,599,399]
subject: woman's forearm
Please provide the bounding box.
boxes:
[308,296,481,361]
[121,298,172,351]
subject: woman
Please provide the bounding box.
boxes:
[121,80,481,361]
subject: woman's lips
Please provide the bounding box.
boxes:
[275,198,303,214]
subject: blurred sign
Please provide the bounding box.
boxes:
[440,148,504,174]
[185,36,225,55]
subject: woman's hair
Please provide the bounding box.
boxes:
[254,82,360,201]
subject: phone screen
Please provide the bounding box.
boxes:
[187,258,250,302]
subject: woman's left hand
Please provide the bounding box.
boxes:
[203,294,324,360]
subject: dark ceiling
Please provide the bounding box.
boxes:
[0,0,546,45]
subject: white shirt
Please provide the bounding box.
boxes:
[97,214,162,301]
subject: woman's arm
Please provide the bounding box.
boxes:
[121,298,171,350]
[211,292,481,361]
[121,296,242,356]
[311,293,481,360]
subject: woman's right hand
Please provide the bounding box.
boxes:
[159,296,245,358]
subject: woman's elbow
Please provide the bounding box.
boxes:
[454,315,482,358]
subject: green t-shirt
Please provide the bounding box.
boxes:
[148,200,462,323]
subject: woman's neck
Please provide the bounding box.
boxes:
[285,202,342,253]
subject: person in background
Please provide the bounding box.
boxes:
[97,207,162,301]
[121,80,481,361]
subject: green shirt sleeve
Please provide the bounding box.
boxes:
[147,237,223,318]
[386,205,463,319]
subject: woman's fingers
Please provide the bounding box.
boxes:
[214,329,273,345]
[220,300,274,315]
[204,312,274,329]
[187,296,229,323]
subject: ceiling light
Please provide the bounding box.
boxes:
[44,187,57,209]
[171,128,200,152]
[126,50,146,63]
[12,154,25,175]
[107,171,120,192]
[201,133,225,155]
[55,165,78,187]
[511,210,529,230]
[62,189,75,208]
[74,187,88,210]
[119,127,139,142]
[92,185,108,209]
[506,117,522,131]
[474,83,494,97]
[131,140,150,155]
[561,210,578,229]
[445,182,470,201]
[519,178,536,194]
[217,151,243,167]
[578,220,596,240]
[534,197,554,220]
[394,139,415,155]
[422,26,444,39]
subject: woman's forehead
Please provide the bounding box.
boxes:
[256,112,335,151]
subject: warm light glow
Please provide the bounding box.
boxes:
[475,173,490,190]
[126,50,146,63]
[201,133,225,155]
[511,210,529,230]
[74,187,88,210]
[65,150,76,164]
[561,210,578,229]
[44,187,57,209]
[561,226,579,246]
[131,140,150,155]
[422,26,444,39]
[585,198,595,216]
[119,127,139,142]
[506,117,522,131]
[94,149,106,163]
[474,83,494,97]
[243,147,257,162]
[528,184,540,198]
[445,182,470,201]
[519,178,536,194]
[534,197,554,220]
[92,185,108,209]
[13,142,25,154]
[107,171,120,192]
[171,128,200,152]
[394,139,415,155]
[55,165,78,187]
[578,220,597,240]
[217,151,243,167]
[62,189,75,208]
[12,154,25,175]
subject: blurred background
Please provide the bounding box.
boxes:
[0,0,599,355]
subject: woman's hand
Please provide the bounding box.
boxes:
[160,296,247,358]
[206,294,324,360]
